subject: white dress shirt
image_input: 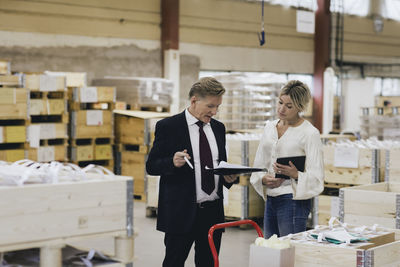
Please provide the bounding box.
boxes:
[185,109,220,203]
[250,119,324,200]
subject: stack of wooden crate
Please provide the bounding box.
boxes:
[69,86,116,171]
[0,60,28,162]
[24,74,68,162]
[92,77,173,112]
[114,110,169,202]
[224,133,265,220]
[316,141,384,226]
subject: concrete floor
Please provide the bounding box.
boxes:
[133,201,261,267]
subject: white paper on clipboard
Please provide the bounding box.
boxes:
[333,146,359,168]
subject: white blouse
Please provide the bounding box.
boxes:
[250,119,324,200]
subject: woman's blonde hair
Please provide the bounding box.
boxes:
[279,80,311,112]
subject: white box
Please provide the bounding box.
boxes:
[249,244,295,267]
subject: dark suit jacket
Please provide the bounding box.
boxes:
[146,111,231,234]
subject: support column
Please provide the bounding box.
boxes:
[161,0,180,114]
[313,0,331,132]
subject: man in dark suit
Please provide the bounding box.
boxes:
[146,77,238,267]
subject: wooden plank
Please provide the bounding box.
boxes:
[344,214,397,229]
[0,149,25,162]
[72,87,116,103]
[292,242,360,266]
[1,125,26,143]
[24,74,66,91]
[323,146,375,185]
[71,124,113,139]
[146,175,159,208]
[27,145,67,162]
[344,189,396,218]
[369,240,400,266]
[30,99,66,115]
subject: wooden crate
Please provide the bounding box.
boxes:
[224,184,264,219]
[316,195,340,226]
[0,60,10,75]
[291,227,400,267]
[323,146,380,185]
[0,125,26,143]
[114,110,170,145]
[385,148,400,183]
[0,175,133,266]
[0,88,28,119]
[70,110,113,139]
[44,71,87,87]
[0,75,23,87]
[0,149,25,162]
[71,87,116,103]
[70,144,113,161]
[24,74,66,91]
[29,90,67,116]
[340,182,400,229]
[29,123,68,140]
[120,150,147,198]
[28,145,67,162]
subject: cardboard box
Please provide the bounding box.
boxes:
[249,244,295,267]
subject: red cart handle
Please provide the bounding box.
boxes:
[208,219,264,267]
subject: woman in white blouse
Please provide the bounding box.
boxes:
[250,80,324,238]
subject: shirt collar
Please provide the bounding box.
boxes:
[185,108,210,127]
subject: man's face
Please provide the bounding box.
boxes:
[189,95,223,124]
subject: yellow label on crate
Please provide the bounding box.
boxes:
[6,149,25,162]
[6,126,26,143]
[0,88,15,104]
[95,145,112,160]
[77,146,93,161]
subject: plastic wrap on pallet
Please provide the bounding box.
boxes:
[92,77,173,108]
[360,106,400,140]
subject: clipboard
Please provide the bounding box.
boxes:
[206,161,267,176]
[275,155,306,179]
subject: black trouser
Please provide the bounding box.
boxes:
[162,200,223,267]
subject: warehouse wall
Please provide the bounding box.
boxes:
[0,0,399,75]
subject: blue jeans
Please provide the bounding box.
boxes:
[264,194,311,238]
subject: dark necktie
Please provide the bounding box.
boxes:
[196,121,215,195]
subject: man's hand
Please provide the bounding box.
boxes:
[262,174,284,189]
[173,149,190,168]
[223,174,238,183]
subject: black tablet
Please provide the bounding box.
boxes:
[275,155,306,179]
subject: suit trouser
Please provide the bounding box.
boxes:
[162,200,223,267]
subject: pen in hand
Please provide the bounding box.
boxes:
[184,156,194,169]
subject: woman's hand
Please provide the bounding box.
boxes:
[273,161,298,179]
[262,174,284,189]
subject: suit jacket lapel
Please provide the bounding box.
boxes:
[177,111,194,162]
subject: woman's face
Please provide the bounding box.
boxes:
[277,94,300,121]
